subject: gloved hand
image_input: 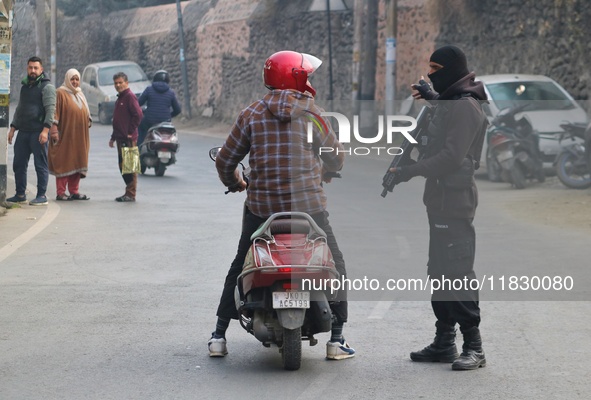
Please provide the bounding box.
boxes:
[411,78,438,100]
[388,161,416,185]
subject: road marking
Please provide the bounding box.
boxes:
[0,189,61,264]
[368,301,393,319]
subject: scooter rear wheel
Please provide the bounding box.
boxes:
[155,163,166,177]
[281,327,302,371]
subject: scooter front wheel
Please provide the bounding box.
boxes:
[556,151,591,189]
[281,327,302,371]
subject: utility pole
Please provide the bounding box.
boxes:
[176,0,191,119]
[358,0,378,136]
[385,0,397,115]
[351,0,363,112]
[34,0,46,62]
[50,0,56,80]
[325,0,333,102]
[0,0,14,205]
[360,0,377,101]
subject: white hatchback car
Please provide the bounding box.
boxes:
[401,74,589,176]
[80,61,151,125]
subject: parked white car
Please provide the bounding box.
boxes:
[80,61,151,125]
[400,74,589,176]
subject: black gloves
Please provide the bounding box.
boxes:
[412,79,438,101]
[391,167,411,185]
[389,160,416,185]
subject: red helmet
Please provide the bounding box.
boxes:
[263,51,322,97]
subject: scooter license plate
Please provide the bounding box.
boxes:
[157,151,172,159]
[496,149,513,162]
[272,291,310,309]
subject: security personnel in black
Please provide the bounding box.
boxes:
[390,45,488,370]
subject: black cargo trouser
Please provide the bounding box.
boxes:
[216,206,348,324]
[427,214,481,331]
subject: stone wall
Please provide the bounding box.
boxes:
[428,0,590,105]
[9,0,591,123]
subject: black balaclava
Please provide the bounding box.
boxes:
[428,45,470,94]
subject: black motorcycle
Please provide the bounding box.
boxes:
[554,121,591,189]
[486,104,545,189]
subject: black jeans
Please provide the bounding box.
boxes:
[13,131,48,197]
[427,214,480,331]
[116,140,138,198]
[216,206,348,324]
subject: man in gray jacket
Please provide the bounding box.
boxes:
[7,56,56,206]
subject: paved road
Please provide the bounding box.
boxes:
[0,122,590,399]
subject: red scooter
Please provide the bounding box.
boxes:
[209,148,340,370]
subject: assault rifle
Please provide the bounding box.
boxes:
[381,105,434,197]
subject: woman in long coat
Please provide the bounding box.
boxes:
[48,69,91,200]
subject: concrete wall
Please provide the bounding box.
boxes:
[9,0,591,123]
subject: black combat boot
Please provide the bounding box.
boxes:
[452,326,486,370]
[410,321,459,363]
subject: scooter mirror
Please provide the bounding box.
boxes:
[209,147,222,161]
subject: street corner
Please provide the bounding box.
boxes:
[0,198,51,250]
[0,179,60,256]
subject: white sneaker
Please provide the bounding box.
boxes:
[208,336,228,357]
[326,339,355,360]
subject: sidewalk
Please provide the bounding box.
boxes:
[0,176,51,257]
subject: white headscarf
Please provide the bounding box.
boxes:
[61,68,90,118]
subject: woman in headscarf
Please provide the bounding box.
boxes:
[48,68,92,200]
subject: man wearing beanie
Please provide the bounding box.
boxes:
[390,45,489,370]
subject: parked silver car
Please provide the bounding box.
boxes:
[400,74,589,176]
[80,61,150,125]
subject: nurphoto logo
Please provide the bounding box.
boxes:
[306,110,418,156]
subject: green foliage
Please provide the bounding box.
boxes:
[57,0,179,17]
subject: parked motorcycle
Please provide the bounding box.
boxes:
[209,147,341,371]
[139,122,178,176]
[486,103,545,189]
[554,121,591,189]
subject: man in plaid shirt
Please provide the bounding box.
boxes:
[208,51,355,361]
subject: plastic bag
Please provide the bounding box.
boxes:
[121,145,141,175]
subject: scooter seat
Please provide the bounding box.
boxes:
[269,219,311,235]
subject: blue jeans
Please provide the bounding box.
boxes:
[13,130,48,197]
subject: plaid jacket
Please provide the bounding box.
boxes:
[216,89,344,218]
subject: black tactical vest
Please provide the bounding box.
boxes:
[17,78,50,132]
